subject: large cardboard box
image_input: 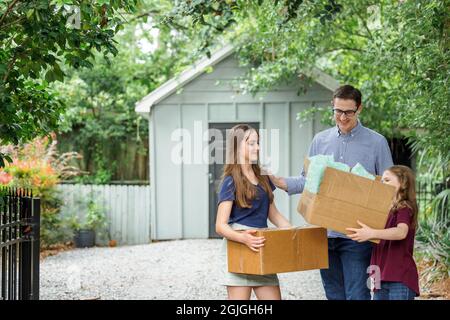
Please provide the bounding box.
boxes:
[227,226,328,275]
[297,161,396,243]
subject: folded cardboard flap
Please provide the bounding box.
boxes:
[227,226,329,275]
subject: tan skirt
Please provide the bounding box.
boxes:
[219,223,279,287]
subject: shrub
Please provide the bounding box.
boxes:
[0,135,82,248]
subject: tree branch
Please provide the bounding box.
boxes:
[322,47,366,54]
[355,10,373,40]
[3,48,29,82]
[3,53,18,82]
[334,24,369,39]
[162,16,188,30]
[0,0,20,28]
[130,9,161,23]
[0,15,25,30]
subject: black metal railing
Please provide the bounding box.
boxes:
[0,187,40,300]
[417,179,449,222]
[417,181,447,206]
[417,181,437,210]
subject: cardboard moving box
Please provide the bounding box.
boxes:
[227,226,328,275]
[297,164,396,244]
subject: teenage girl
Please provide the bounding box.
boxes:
[216,124,292,300]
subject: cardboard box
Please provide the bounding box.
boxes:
[227,226,328,275]
[297,160,396,243]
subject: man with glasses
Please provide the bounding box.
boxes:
[270,84,393,300]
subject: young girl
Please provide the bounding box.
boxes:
[216,124,292,300]
[346,165,420,300]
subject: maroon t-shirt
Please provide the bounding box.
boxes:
[370,207,420,296]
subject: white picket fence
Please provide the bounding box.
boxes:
[57,184,151,245]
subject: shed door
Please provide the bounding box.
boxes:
[208,122,260,238]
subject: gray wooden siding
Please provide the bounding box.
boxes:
[149,55,333,240]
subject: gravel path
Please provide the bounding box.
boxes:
[40,239,326,300]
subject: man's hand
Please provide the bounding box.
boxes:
[268,175,288,191]
[261,166,288,191]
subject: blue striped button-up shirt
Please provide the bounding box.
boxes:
[285,120,394,238]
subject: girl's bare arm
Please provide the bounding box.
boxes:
[268,202,292,228]
[347,221,409,242]
[370,224,409,241]
[215,201,266,252]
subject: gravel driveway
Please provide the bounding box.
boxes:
[40,239,326,300]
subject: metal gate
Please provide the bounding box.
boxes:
[0,187,40,300]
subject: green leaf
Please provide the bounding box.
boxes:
[26,9,34,19]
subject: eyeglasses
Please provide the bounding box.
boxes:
[332,107,358,118]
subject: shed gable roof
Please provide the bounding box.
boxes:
[135,44,339,115]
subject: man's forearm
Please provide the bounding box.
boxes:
[284,176,306,195]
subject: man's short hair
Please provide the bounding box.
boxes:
[333,85,362,107]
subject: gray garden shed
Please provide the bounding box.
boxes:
[135,44,339,241]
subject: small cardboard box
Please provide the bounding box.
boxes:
[227,226,328,275]
[297,159,396,243]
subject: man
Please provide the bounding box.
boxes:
[270,85,393,300]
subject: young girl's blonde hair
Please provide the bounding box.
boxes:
[387,165,419,228]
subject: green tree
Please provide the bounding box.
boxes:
[168,0,450,163]
[0,0,140,166]
[54,0,205,182]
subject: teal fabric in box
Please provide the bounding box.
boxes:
[304,155,332,194]
[327,161,350,172]
[304,155,351,194]
[304,156,374,194]
[351,163,376,180]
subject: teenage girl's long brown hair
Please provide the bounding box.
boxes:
[221,124,274,208]
[387,165,419,228]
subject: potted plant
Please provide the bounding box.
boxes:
[67,198,107,248]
